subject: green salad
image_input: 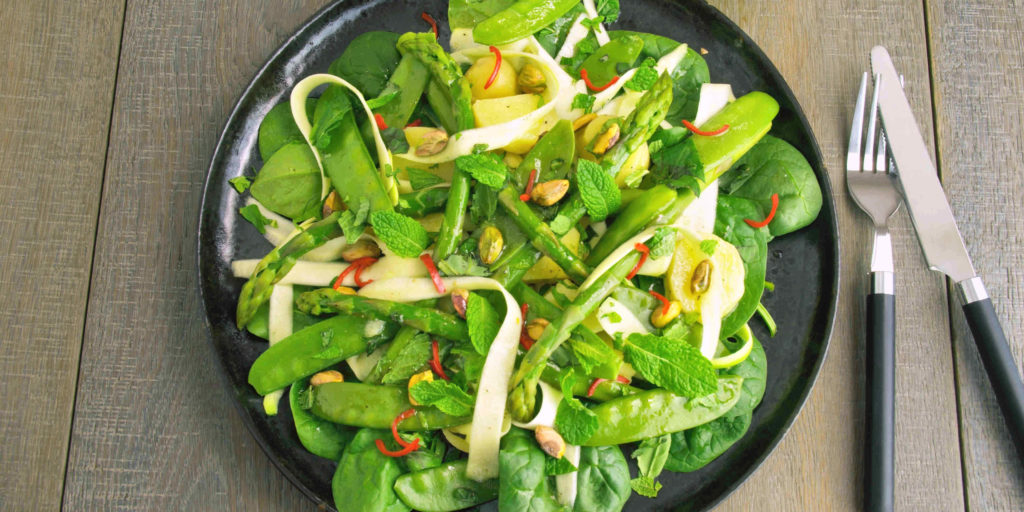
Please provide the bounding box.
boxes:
[229,0,823,510]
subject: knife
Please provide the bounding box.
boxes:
[871,45,1024,461]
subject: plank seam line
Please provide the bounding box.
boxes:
[58,0,130,507]
[920,0,971,509]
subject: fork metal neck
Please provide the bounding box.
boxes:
[870,228,895,294]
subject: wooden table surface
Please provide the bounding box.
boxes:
[1,0,1021,510]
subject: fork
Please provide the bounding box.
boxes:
[847,71,901,512]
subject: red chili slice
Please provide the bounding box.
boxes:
[391,408,418,448]
[520,168,537,201]
[332,261,361,290]
[406,119,422,128]
[485,46,502,89]
[616,375,631,384]
[374,113,389,131]
[430,339,450,381]
[421,12,438,39]
[580,69,619,92]
[519,303,533,350]
[419,254,446,294]
[376,437,420,457]
[353,257,378,287]
[586,378,608,397]
[745,193,779,228]
[649,290,671,315]
[681,119,729,136]
[627,243,650,280]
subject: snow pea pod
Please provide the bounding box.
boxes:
[472,0,582,46]
[579,34,644,84]
[513,119,575,187]
[585,184,677,266]
[310,382,470,430]
[248,314,369,395]
[289,379,354,460]
[583,375,744,445]
[393,460,499,512]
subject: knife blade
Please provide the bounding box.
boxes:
[871,45,1024,462]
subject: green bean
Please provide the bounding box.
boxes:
[248,314,369,395]
[497,187,591,284]
[393,460,499,512]
[235,211,342,328]
[311,382,469,429]
[297,288,469,342]
[583,376,744,445]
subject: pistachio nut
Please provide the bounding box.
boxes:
[691,259,713,294]
[591,123,621,155]
[530,179,570,206]
[478,226,505,265]
[415,129,449,156]
[341,239,382,262]
[650,301,683,328]
[517,64,547,94]
[310,370,344,386]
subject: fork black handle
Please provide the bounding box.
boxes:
[865,273,894,512]
[960,287,1024,462]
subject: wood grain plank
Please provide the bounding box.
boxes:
[59,0,332,509]
[924,1,1024,510]
[706,0,966,510]
[0,1,123,510]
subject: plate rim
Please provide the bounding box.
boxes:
[196,0,841,509]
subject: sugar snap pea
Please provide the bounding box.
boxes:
[289,379,354,460]
[310,382,470,429]
[472,0,582,46]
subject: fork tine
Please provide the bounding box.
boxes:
[863,73,882,172]
[847,72,868,172]
[876,74,905,173]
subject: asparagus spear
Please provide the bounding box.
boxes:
[236,212,342,328]
[497,187,592,284]
[396,32,476,261]
[297,288,469,342]
[507,251,642,421]
[552,73,674,235]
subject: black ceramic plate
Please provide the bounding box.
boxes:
[198,1,839,510]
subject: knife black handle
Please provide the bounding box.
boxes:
[865,273,895,512]
[960,280,1024,462]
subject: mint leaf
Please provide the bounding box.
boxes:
[310,86,354,152]
[466,293,501,355]
[624,58,658,92]
[336,199,370,242]
[544,456,579,475]
[369,210,429,258]
[438,254,491,277]
[381,126,409,153]
[630,434,670,498]
[575,159,621,221]
[380,333,432,384]
[699,238,719,256]
[409,380,475,416]
[554,369,598,444]
[406,167,444,191]
[580,16,604,29]
[469,181,498,224]
[630,476,663,498]
[647,227,677,259]
[622,333,717,397]
[572,93,596,114]
[649,129,705,194]
[229,176,251,193]
[455,153,507,189]
[239,204,276,234]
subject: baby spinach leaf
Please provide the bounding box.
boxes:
[714,195,769,337]
[332,428,410,512]
[257,98,316,161]
[238,204,277,234]
[466,292,501,355]
[533,3,587,56]
[720,135,823,237]
[664,411,752,473]
[394,460,499,511]
[622,333,717,398]
[544,455,578,476]
[721,334,767,417]
[498,427,564,512]
[648,127,704,194]
[574,445,631,512]
[289,380,354,460]
[328,31,402,98]
[249,142,322,222]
